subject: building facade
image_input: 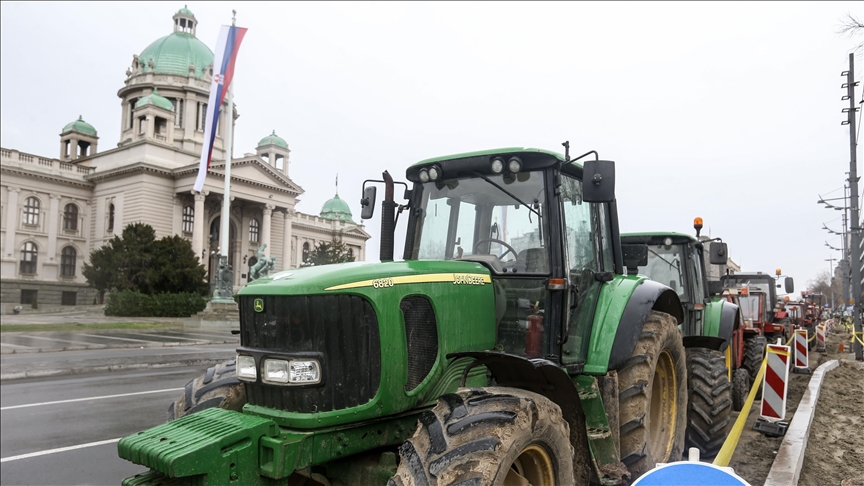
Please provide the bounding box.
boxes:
[0,7,369,310]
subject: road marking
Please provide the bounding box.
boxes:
[161,330,234,339]
[17,335,100,346]
[77,333,152,343]
[0,438,122,462]
[122,332,203,342]
[0,342,34,349]
[0,387,183,411]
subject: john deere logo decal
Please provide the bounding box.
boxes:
[254,299,264,312]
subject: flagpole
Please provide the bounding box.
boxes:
[219,82,233,277]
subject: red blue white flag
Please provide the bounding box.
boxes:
[194,24,248,193]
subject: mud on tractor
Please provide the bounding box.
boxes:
[118,146,690,486]
[619,221,738,458]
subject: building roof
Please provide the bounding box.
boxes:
[320,194,354,222]
[258,130,288,149]
[138,18,213,79]
[175,5,195,17]
[61,116,97,136]
[135,88,174,111]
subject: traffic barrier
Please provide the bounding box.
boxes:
[852,331,864,347]
[793,329,809,373]
[761,343,791,421]
[815,325,826,352]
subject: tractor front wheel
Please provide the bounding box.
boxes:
[742,336,766,385]
[684,348,732,458]
[618,311,687,479]
[168,359,246,420]
[731,368,750,411]
[390,387,575,486]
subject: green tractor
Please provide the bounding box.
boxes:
[119,145,689,486]
[619,224,738,458]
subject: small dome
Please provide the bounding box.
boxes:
[258,130,288,149]
[320,194,354,223]
[135,88,174,111]
[175,5,195,17]
[137,12,213,78]
[61,116,97,136]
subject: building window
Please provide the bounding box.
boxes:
[21,289,38,305]
[62,291,77,306]
[24,197,40,225]
[64,203,79,231]
[61,246,77,277]
[249,218,259,243]
[172,98,184,127]
[128,98,138,129]
[348,248,354,259]
[20,242,38,274]
[182,206,194,233]
[302,242,310,263]
[196,102,209,131]
[108,203,115,231]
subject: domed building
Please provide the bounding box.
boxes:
[0,7,370,311]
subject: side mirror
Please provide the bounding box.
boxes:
[707,280,724,296]
[582,160,615,202]
[785,277,794,294]
[621,243,648,274]
[709,242,728,265]
[360,186,377,220]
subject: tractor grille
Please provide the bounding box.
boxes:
[401,296,439,391]
[239,294,381,412]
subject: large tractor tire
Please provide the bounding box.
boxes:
[731,368,750,412]
[618,311,687,479]
[167,359,246,421]
[683,348,732,458]
[742,336,766,385]
[390,387,575,486]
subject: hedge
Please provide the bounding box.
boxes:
[105,291,207,317]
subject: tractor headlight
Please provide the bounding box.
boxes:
[427,165,440,181]
[491,157,505,174]
[663,237,673,247]
[237,355,257,381]
[262,358,321,385]
[508,156,522,173]
[419,169,430,183]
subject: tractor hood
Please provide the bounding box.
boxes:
[237,259,493,296]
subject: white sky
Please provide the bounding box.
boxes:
[1,1,862,292]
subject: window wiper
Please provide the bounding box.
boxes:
[647,249,679,270]
[470,171,541,218]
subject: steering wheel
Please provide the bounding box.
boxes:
[473,238,518,261]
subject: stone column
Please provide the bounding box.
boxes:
[296,237,304,267]
[70,140,79,161]
[47,194,61,261]
[282,210,293,270]
[4,187,20,258]
[261,204,274,256]
[192,191,207,262]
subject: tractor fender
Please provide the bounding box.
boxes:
[446,351,591,481]
[604,279,684,373]
[682,300,739,352]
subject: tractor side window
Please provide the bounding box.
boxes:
[689,250,706,301]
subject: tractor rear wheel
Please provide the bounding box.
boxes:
[618,311,687,479]
[390,387,575,486]
[731,368,750,411]
[684,348,732,458]
[168,359,246,420]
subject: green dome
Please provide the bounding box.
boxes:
[320,194,354,222]
[176,5,195,16]
[138,30,213,79]
[61,116,97,136]
[135,88,174,111]
[258,130,288,149]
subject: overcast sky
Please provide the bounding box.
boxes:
[2,1,861,293]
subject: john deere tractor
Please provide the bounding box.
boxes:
[119,146,688,486]
[620,224,738,458]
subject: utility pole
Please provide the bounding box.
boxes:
[842,53,863,360]
[826,257,836,309]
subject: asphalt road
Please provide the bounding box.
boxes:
[0,367,208,485]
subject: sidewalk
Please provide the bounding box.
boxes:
[0,308,239,381]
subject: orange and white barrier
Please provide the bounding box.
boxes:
[815,324,826,352]
[760,343,790,421]
[793,329,808,369]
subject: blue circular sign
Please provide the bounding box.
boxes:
[631,462,751,486]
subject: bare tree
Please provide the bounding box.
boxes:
[837,13,864,55]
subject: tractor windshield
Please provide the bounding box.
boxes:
[411,171,548,274]
[644,245,687,301]
[739,294,763,322]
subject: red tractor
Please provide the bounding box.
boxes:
[718,285,769,410]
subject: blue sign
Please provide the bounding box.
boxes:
[631,461,751,486]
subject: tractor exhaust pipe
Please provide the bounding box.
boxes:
[380,171,396,261]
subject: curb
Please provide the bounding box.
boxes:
[763,359,840,486]
[0,354,233,381]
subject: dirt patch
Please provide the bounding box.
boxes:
[727,323,863,486]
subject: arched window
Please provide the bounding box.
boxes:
[107,203,115,231]
[249,218,260,243]
[24,197,40,225]
[64,203,79,231]
[302,242,310,262]
[348,248,354,259]
[61,246,77,277]
[182,206,194,233]
[20,242,38,274]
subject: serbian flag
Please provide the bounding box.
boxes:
[193,25,248,193]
